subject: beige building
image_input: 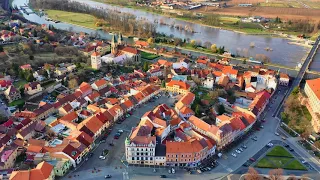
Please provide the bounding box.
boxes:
[302,78,320,132]
[166,80,191,95]
[4,86,21,103]
[91,52,102,70]
[0,147,18,170]
[24,82,43,95]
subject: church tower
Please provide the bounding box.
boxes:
[91,51,101,70]
[111,34,118,55]
[118,32,123,45]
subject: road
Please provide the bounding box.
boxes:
[283,36,320,102]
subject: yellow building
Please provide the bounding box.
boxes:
[165,80,191,95]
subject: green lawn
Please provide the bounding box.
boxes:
[284,160,307,170]
[256,158,275,168]
[13,80,27,89]
[9,99,25,107]
[267,146,293,158]
[141,51,159,60]
[46,10,101,29]
[267,157,292,167]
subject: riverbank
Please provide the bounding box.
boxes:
[45,10,103,30]
[92,0,319,41]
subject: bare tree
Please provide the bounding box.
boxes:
[287,175,297,180]
[246,167,260,180]
[269,168,284,180]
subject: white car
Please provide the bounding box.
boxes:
[238,148,243,152]
[99,156,106,160]
[275,132,280,136]
[118,129,124,133]
[231,153,237,157]
[235,150,241,154]
[267,143,273,147]
[301,160,306,164]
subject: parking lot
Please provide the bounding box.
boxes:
[76,92,176,172]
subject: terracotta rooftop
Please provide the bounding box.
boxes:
[166,80,190,90]
[306,78,320,100]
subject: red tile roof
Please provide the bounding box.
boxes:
[166,80,190,90]
[91,51,100,56]
[121,47,139,54]
[93,79,107,87]
[306,78,320,100]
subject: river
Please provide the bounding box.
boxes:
[13,0,311,69]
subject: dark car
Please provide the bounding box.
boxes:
[160,175,167,178]
[104,175,112,178]
[289,148,294,152]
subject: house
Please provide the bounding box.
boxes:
[16,120,37,140]
[34,103,55,120]
[55,67,68,76]
[0,146,18,170]
[77,116,105,140]
[58,103,74,116]
[91,79,108,91]
[166,80,191,95]
[173,61,189,70]
[248,90,270,118]
[20,64,32,71]
[77,82,93,98]
[10,161,55,180]
[279,73,289,86]
[4,86,21,103]
[24,82,43,95]
[202,73,215,89]
[135,41,149,48]
[175,92,195,119]
[222,66,238,82]
[85,91,100,103]
[147,68,163,77]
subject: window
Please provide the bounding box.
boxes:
[176,155,178,158]
[137,153,139,155]
[181,155,183,157]
[137,157,139,160]
[150,157,153,160]
[132,157,134,160]
[176,159,177,162]
[141,157,144,160]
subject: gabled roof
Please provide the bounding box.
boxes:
[59,111,78,122]
[10,161,53,180]
[166,80,190,90]
[93,79,107,88]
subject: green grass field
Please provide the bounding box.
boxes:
[9,99,25,107]
[285,160,307,170]
[141,51,159,60]
[267,146,293,157]
[46,10,99,29]
[256,157,275,168]
[256,146,306,171]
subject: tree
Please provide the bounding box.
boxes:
[195,104,200,116]
[0,46,3,52]
[161,80,166,88]
[314,141,320,149]
[291,86,299,96]
[0,115,7,124]
[246,167,260,180]
[269,168,284,180]
[208,91,219,100]
[211,44,217,53]
[147,37,154,44]
[217,104,225,115]
[68,78,78,89]
[190,40,196,47]
[204,41,212,49]
[143,61,149,72]
[287,175,297,180]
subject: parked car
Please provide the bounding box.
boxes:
[249,158,256,162]
[160,175,167,178]
[99,156,106,160]
[104,175,112,178]
[267,143,273,147]
[242,145,247,149]
[238,148,243,152]
[235,150,241,154]
[275,132,280,136]
[231,153,237,157]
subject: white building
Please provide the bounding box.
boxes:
[91,52,101,70]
